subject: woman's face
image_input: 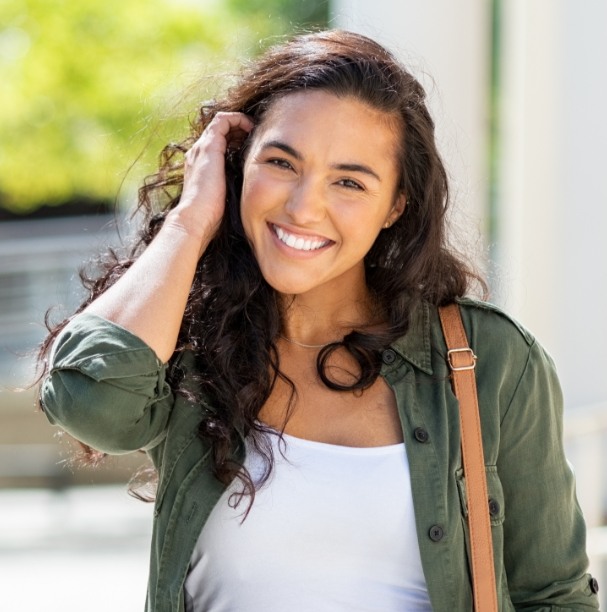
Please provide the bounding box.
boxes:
[240,90,405,299]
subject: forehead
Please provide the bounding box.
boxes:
[254,90,403,164]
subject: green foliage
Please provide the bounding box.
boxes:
[226,0,329,30]
[0,0,326,214]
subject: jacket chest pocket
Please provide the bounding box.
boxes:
[456,465,505,527]
[455,465,514,611]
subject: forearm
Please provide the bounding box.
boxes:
[84,208,211,363]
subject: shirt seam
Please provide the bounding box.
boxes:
[499,338,536,427]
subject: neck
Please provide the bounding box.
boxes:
[278,283,380,348]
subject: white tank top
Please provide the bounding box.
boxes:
[184,432,431,612]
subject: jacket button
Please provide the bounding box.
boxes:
[589,577,599,594]
[488,498,500,516]
[429,525,444,542]
[414,427,429,443]
[381,349,397,365]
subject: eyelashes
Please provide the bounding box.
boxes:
[266,158,294,170]
[336,178,364,191]
[265,158,365,191]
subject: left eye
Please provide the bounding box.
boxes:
[267,158,293,170]
[338,178,364,190]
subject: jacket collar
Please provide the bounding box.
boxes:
[389,301,433,375]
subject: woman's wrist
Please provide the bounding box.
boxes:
[163,206,218,258]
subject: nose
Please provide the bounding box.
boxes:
[284,177,325,225]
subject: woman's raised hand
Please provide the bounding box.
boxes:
[169,112,254,254]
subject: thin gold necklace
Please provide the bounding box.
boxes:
[279,334,338,349]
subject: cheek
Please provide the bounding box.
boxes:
[359,227,384,254]
[239,172,263,236]
[241,169,287,231]
[337,210,385,251]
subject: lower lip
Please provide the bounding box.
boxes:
[268,224,333,258]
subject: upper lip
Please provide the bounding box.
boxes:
[269,222,333,243]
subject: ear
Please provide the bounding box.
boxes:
[383,192,406,229]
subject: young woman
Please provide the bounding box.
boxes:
[39,30,599,611]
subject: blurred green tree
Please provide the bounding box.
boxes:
[226,0,329,29]
[0,0,328,215]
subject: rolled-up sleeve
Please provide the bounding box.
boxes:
[40,313,174,454]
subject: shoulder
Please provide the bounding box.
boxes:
[448,297,544,375]
[448,298,561,412]
[430,298,558,406]
[391,298,542,378]
[454,297,535,347]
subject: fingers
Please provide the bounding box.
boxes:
[181,113,254,204]
[187,112,254,160]
[226,126,252,152]
[177,112,254,225]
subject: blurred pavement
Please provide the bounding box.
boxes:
[0,485,153,612]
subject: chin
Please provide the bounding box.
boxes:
[259,270,318,296]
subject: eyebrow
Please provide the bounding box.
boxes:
[260,139,382,182]
[261,140,302,160]
[332,163,381,182]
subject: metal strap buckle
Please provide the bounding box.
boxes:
[447,347,477,371]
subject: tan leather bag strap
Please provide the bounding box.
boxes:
[438,303,498,612]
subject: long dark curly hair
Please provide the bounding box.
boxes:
[38,30,483,499]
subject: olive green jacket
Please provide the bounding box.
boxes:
[40,299,600,611]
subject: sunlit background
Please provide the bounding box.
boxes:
[1,0,606,610]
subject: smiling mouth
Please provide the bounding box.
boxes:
[272,224,332,251]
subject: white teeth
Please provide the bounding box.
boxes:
[274,225,329,251]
